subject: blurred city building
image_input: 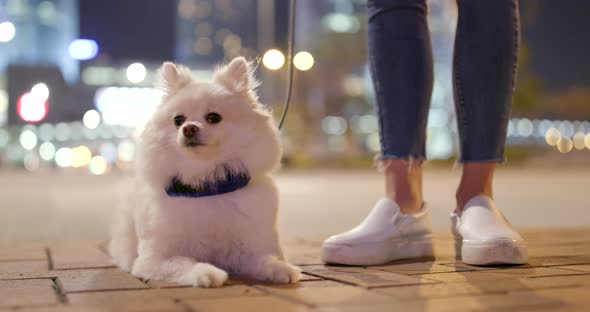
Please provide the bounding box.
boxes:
[0,0,589,175]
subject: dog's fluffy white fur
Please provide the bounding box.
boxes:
[109,57,301,287]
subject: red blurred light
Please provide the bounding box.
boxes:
[17,92,49,123]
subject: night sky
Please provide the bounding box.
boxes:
[79,0,589,93]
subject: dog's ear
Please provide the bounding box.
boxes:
[158,62,193,102]
[213,57,260,95]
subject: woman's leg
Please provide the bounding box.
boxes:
[368,0,433,213]
[322,0,435,265]
[453,0,520,209]
[451,0,527,265]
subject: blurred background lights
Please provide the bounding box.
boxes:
[557,137,573,154]
[31,83,50,101]
[19,130,38,150]
[126,63,147,83]
[0,90,8,113]
[88,156,108,175]
[68,39,99,60]
[23,153,40,172]
[321,13,360,33]
[366,133,381,152]
[83,109,101,129]
[99,142,117,163]
[517,118,534,137]
[293,51,314,71]
[55,147,72,167]
[262,49,285,70]
[71,146,92,168]
[39,142,56,161]
[117,140,135,162]
[358,114,378,134]
[322,116,347,135]
[0,21,16,42]
[586,133,590,150]
[572,132,586,150]
[0,129,9,148]
[545,128,561,146]
[17,92,49,123]
[54,123,71,141]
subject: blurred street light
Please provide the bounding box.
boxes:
[293,51,314,71]
[126,63,147,83]
[0,21,16,42]
[557,137,573,154]
[68,39,99,60]
[83,109,101,129]
[19,130,38,150]
[262,49,285,70]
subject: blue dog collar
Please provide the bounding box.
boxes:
[166,170,250,198]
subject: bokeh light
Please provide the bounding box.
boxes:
[0,21,16,42]
[126,63,147,83]
[572,132,586,150]
[39,142,56,161]
[262,49,285,70]
[71,146,92,168]
[557,137,573,154]
[83,109,101,129]
[17,92,49,123]
[545,128,561,146]
[68,39,99,60]
[89,156,108,175]
[19,130,38,150]
[293,51,314,71]
[55,147,72,167]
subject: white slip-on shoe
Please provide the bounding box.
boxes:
[322,198,434,266]
[451,195,528,265]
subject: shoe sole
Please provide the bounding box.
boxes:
[457,239,528,265]
[322,236,434,266]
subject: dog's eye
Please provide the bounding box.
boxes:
[205,112,222,124]
[173,115,186,127]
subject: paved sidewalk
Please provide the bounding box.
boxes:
[1,229,590,311]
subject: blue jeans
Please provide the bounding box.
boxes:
[368,0,520,162]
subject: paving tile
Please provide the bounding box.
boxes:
[57,268,148,293]
[520,274,590,288]
[300,273,322,281]
[0,301,186,312]
[553,264,590,273]
[259,285,398,307]
[0,279,59,308]
[183,295,310,312]
[479,267,585,278]
[258,280,344,291]
[49,243,115,270]
[283,243,323,266]
[374,260,472,275]
[146,279,189,289]
[0,243,47,261]
[315,291,567,312]
[372,282,485,299]
[302,265,437,288]
[0,260,48,273]
[528,244,590,257]
[528,256,590,267]
[67,285,262,305]
[528,286,590,306]
[417,267,583,283]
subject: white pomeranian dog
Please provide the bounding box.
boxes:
[109,57,301,287]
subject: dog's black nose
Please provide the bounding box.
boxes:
[182,124,199,138]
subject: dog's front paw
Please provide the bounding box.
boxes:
[258,257,302,284]
[184,263,228,288]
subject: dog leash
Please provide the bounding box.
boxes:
[277,0,297,130]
